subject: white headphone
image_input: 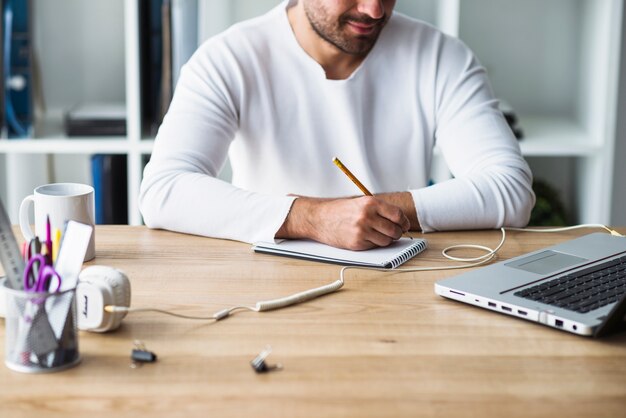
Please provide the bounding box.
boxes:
[77,265,131,332]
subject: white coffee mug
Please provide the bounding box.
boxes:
[19,183,96,261]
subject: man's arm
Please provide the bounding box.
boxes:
[409,35,535,232]
[139,41,298,244]
[276,192,415,250]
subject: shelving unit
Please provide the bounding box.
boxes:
[398,0,623,223]
[0,0,623,226]
[0,0,152,225]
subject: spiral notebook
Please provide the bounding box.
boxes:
[252,237,427,269]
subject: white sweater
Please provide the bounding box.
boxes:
[139,1,535,243]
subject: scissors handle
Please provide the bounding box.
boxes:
[23,254,62,293]
[24,254,44,291]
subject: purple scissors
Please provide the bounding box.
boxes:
[23,254,62,293]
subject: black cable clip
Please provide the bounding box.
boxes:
[130,340,157,368]
[250,345,282,373]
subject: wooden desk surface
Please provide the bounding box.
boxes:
[1,226,626,418]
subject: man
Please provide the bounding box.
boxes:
[139,0,535,250]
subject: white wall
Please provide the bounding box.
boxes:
[611,2,626,225]
[199,0,281,42]
[33,0,125,116]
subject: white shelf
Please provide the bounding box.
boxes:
[518,117,599,157]
[0,139,130,154]
[139,140,155,154]
[0,0,623,227]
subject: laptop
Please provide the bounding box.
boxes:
[435,233,626,337]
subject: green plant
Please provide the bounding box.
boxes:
[529,179,570,226]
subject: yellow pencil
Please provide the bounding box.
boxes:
[332,156,412,239]
[332,157,373,196]
[52,228,62,264]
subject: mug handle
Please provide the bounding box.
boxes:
[19,194,36,242]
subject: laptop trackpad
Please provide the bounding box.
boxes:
[506,250,588,275]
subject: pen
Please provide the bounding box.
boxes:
[46,215,52,266]
[29,237,42,256]
[26,237,42,283]
[332,157,373,196]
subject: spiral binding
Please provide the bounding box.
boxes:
[389,239,428,269]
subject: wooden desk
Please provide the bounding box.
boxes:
[1,226,626,418]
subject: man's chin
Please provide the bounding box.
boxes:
[338,38,378,56]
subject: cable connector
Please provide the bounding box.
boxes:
[213,308,231,321]
[105,305,128,313]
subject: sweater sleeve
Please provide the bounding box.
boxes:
[139,42,296,243]
[411,36,535,232]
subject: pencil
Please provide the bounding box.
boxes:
[332,157,373,196]
[332,156,412,239]
[52,228,62,264]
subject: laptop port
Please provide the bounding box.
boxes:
[555,319,564,328]
[488,302,496,308]
[517,310,528,316]
[501,306,512,312]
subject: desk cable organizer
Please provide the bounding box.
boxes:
[105,224,624,324]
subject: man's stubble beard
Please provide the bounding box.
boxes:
[303,2,388,56]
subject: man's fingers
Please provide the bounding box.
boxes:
[360,197,410,235]
[376,201,406,224]
[365,229,396,248]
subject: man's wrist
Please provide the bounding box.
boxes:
[276,197,324,240]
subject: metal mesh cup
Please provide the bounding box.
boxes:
[0,277,6,318]
[3,281,80,373]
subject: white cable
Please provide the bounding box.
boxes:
[441,227,506,262]
[506,224,623,237]
[111,224,622,323]
[106,306,222,320]
[440,224,623,264]
[339,224,623,288]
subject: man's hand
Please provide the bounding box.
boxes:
[276,195,413,250]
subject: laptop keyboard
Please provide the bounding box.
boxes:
[514,256,626,313]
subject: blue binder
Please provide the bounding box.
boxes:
[91,154,128,225]
[3,0,33,138]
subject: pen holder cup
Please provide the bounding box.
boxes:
[3,282,80,373]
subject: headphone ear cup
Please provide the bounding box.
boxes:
[77,266,131,332]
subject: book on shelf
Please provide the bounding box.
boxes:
[140,0,165,137]
[65,103,127,137]
[91,154,128,225]
[140,0,199,137]
[171,0,198,88]
[0,0,4,137]
[160,0,173,125]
